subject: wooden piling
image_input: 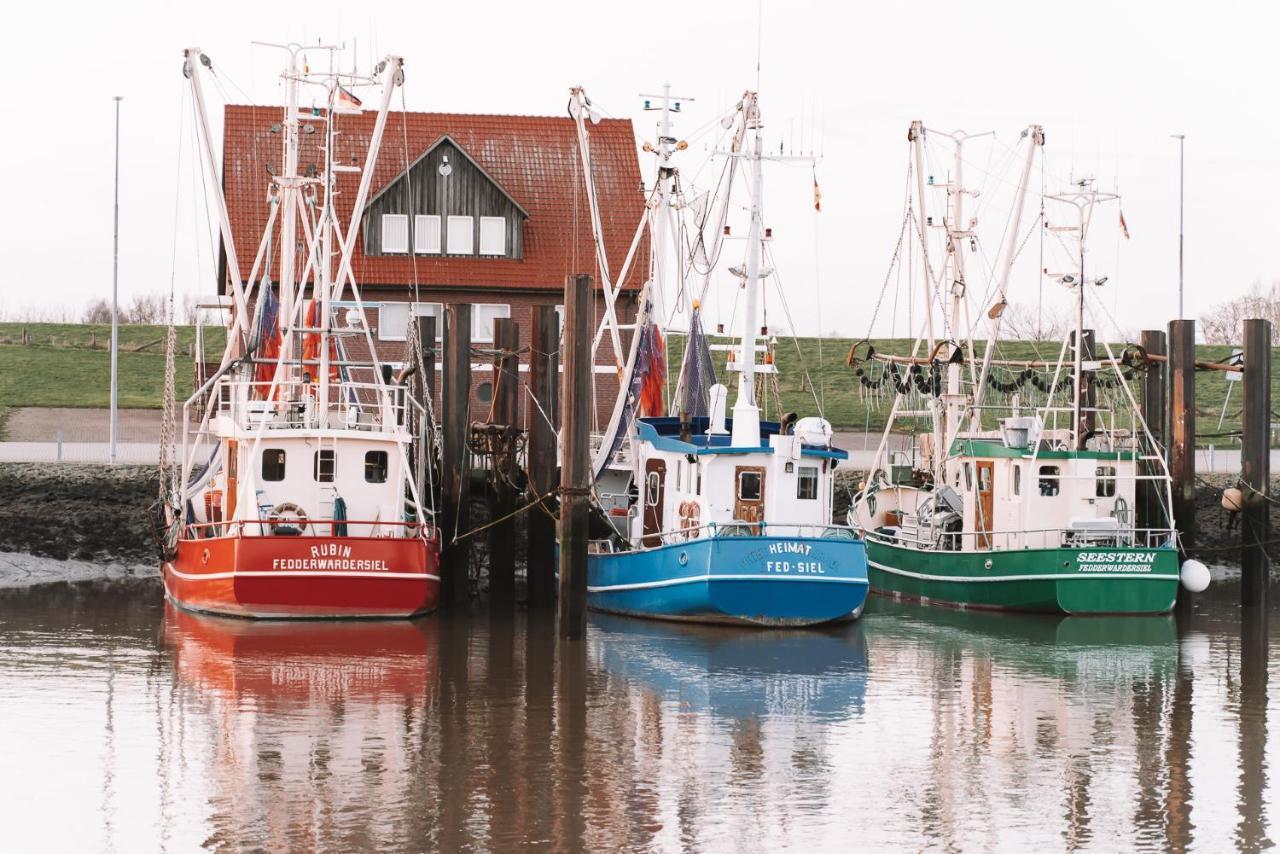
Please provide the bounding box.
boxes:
[1168,320,1196,568]
[1074,328,1096,446]
[1138,330,1167,535]
[558,274,592,640]
[527,305,560,608]
[442,304,472,607]
[419,315,437,401]
[1242,318,1271,607]
[488,317,519,606]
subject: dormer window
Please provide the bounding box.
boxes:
[381,214,409,253]
[447,215,474,255]
[414,215,441,254]
[479,217,506,256]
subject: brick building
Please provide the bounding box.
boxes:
[220,104,646,427]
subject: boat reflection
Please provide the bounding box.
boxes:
[589,613,869,722]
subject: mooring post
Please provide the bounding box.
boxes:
[528,305,560,608]
[1168,320,1196,577]
[412,315,438,509]
[1242,317,1271,607]
[558,274,592,640]
[442,304,473,607]
[488,317,520,606]
[1138,330,1167,535]
[420,315,437,401]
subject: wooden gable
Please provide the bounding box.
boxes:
[363,135,528,260]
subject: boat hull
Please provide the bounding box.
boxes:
[865,538,1179,615]
[587,535,869,627]
[163,533,440,619]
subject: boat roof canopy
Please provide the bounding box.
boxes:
[638,417,849,460]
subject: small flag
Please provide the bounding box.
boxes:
[1119,210,1130,240]
[813,173,823,213]
[335,86,363,114]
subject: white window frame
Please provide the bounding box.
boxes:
[447,215,474,255]
[472,303,510,343]
[381,214,409,254]
[414,214,441,254]
[377,302,411,341]
[412,302,444,341]
[479,216,507,256]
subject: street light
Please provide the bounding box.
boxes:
[111,95,122,465]
[1171,134,1185,320]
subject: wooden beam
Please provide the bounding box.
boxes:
[558,274,592,640]
[488,317,519,606]
[1242,317,1271,607]
[527,305,560,608]
[1138,329,1167,535]
[1168,319,1196,577]
[442,304,472,607]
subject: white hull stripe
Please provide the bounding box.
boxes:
[588,574,869,593]
[867,559,1178,584]
[166,566,439,582]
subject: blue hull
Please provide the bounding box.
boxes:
[587,535,869,627]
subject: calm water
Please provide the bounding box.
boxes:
[0,577,1274,852]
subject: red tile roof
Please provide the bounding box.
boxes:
[222,105,647,292]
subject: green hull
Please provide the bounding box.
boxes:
[865,538,1179,615]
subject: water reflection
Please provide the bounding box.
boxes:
[0,579,1275,849]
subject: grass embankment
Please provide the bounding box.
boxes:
[0,323,226,437]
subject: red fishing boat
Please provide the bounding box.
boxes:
[160,45,439,618]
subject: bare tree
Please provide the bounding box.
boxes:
[126,292,167,325]
[998,301,1072,342]
[82,298,113,324]
[1200,279,1280,345]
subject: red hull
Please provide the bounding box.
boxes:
[163,533,440,619]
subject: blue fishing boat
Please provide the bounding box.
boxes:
[569,87,868,627]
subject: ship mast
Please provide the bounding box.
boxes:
[731,92,765,448]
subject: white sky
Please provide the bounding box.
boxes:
[3,0,1277,340]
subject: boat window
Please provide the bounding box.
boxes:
[738,470,762,501]
[797,466,819,500]
[1097,466,1117,497]
[476,381,494,405]
[978,465,992,492]
[646,471,660,505]
[1013,465,1021,496]
[365,451,388,483]
[1039,465,1060,497]
[314,450,336,483]
[963,463,973,490]
[677,460,683,491]
[262,449,286,482]
[696,464,703,495]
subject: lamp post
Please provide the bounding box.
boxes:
[110,96,122,464]
[1172,134,1185,320]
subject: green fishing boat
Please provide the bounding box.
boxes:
[848,122,1206,615]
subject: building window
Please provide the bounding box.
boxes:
[797,466,819,500]
[738,470,762,501]
[314,450,336,483]
[1097,466,1117,498]
[472,304,510,342]
[262,449,286,481]
[365,451,388,483]
[377,302,410,341]
[1039,465,1060,497]
[381,214,409,253]
[447,215,474,255]
[479,216,506,256]
[414,215,441,254]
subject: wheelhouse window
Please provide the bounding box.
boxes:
[446,215,474,255]
[1096,466,1117,497]
[314,450,335,483]
[1013,465,1021,496]
[797,466,819,500]
[381,214,408,253]
[963,462,974,490]
[414,215,441,254]
[262,449,286,481]
[365,451,388,483]
[738,470,762,501]
[479,216,507,256]
[1039,465,1060,497]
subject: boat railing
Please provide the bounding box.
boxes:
[181,518,436,541]
[866,524,1175,552]
[602,520,862,550]
[214,377,412,433]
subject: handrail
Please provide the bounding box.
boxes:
[181,518,436,539]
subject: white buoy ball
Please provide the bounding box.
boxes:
[1180,559,1211,593]
[1222,487,1244,512]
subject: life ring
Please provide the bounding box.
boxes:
[268,502,309,535]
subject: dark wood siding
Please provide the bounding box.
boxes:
[363,139,524,259]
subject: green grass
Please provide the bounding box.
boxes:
[0,323,226,411]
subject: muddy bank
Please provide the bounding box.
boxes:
[1189,473,1280,567]
[0,463,159,564]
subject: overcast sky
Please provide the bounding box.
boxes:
[4,0,1277,340]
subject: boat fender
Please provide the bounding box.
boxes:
[1180,559,1211,593]
[1222,487,1244,512]
[268,502,309,535]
